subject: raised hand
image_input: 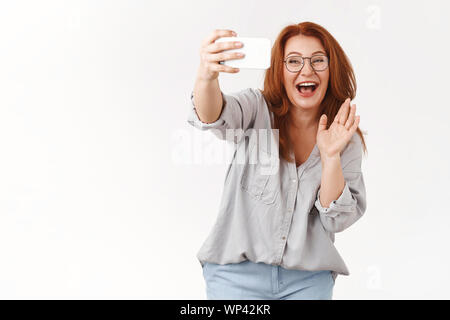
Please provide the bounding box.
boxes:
[316,98,360,160]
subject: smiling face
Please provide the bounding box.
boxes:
[283,34,330,112]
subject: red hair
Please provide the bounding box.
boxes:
[261,21,367,163]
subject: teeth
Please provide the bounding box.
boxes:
[298,82,316,87]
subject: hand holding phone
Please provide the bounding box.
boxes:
[197,30,271,82]
[215,37,271,69]
[197,29,246,81]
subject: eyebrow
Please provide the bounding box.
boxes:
[286,50,326,56]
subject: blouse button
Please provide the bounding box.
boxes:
[282,236,286,240]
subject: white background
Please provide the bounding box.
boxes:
[0,0,449,299]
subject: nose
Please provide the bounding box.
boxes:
[300,59,314,76]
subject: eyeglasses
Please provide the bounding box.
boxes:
[283,55,329,73]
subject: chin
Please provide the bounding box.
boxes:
[293,96,320,109]
[292,90,325,110]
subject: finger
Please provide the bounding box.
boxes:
[350,115,360,132]
[207,51,245,63]
[211,63,240,73]
[339,98,351,125]
[344,104,356,130]
[334,97,350,124]
[318,114,327,132]
[207,40,243,54]
[202,29,237,47]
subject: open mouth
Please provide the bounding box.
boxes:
[296,82,318,96]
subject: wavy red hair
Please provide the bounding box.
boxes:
[261,21,367,163]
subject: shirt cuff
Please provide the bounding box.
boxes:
[314,181,357,218]
[187,91,228,130]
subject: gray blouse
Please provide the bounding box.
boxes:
[186,87,367,281]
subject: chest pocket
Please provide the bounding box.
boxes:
[240,139,280,205]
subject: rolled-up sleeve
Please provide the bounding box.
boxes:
[186,88,259,144]
[314,134,367,233]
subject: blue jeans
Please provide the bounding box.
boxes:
[202,260,334,300]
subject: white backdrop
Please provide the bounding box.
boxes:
[0,0,449,299]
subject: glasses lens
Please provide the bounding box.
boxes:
[311,55,328,71]
[286,56,303,72]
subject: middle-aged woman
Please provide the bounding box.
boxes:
[187,21,368,300]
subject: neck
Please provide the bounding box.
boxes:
[289,105,320,131]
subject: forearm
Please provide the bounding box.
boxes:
[193,68,223,124]
[319,156,345,208]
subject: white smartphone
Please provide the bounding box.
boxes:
[215,37,271,69]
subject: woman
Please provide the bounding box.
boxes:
[187,22,367,300]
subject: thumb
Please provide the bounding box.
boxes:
[318,114,327,132]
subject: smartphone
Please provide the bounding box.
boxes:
[215,37,271,70]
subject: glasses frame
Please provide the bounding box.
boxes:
[283,54,329,73]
